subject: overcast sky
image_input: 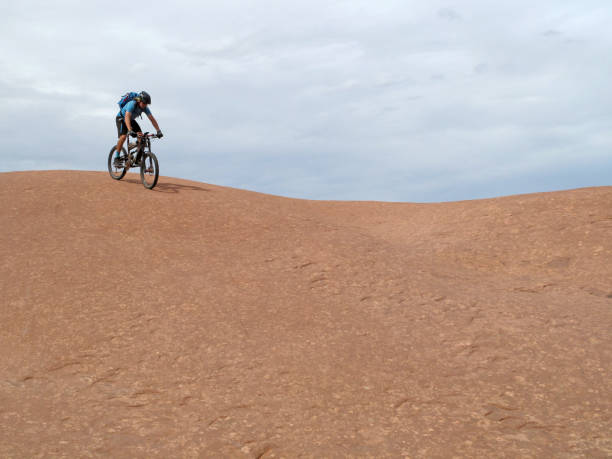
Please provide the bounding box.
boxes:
[1,0,611,201]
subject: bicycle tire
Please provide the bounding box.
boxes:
[108,146,128,180]
[140,152,159,189]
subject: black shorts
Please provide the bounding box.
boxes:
[116,116,142,137]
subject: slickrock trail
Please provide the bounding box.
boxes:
[1,170,611,457]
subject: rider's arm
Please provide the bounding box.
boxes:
[125,111,133,131]
[147,113,161,132]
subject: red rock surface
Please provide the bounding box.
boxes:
[1,170,611,457]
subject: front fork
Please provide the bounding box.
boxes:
[128,137,146,167]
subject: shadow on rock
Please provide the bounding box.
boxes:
[118,177,210,193]
[154,182,211,193]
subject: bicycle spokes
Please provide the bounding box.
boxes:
[108,147,128,180]
[143,156,153,174]
[140,152,159,189]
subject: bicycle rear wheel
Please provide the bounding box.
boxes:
[108,146,128,180]
[140,152,159,189]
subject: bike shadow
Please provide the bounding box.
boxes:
[121,177,211,193]
[154,181,211,194]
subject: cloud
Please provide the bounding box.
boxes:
[438,8,461,21]
[1,0,611,202]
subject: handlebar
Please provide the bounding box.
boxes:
[129,132,161,139]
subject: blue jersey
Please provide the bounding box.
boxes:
[117,100,152,119]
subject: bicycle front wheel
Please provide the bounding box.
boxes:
[108,146,128,180]
[140,152,159,189]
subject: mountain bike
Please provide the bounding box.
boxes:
[107,132,161,189]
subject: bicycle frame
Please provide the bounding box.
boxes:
[108,131,161,188]
[129,133,157,165]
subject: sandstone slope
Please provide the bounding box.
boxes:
[1,171,610,457]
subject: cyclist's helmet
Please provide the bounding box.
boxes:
[138,91,151,104]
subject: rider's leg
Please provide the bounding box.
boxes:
[131,120,143,162]
[115,116,127,158]
[115,134,127,158]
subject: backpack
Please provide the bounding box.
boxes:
[117,91,139,108]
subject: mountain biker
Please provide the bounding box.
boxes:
[114,91,163,160]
